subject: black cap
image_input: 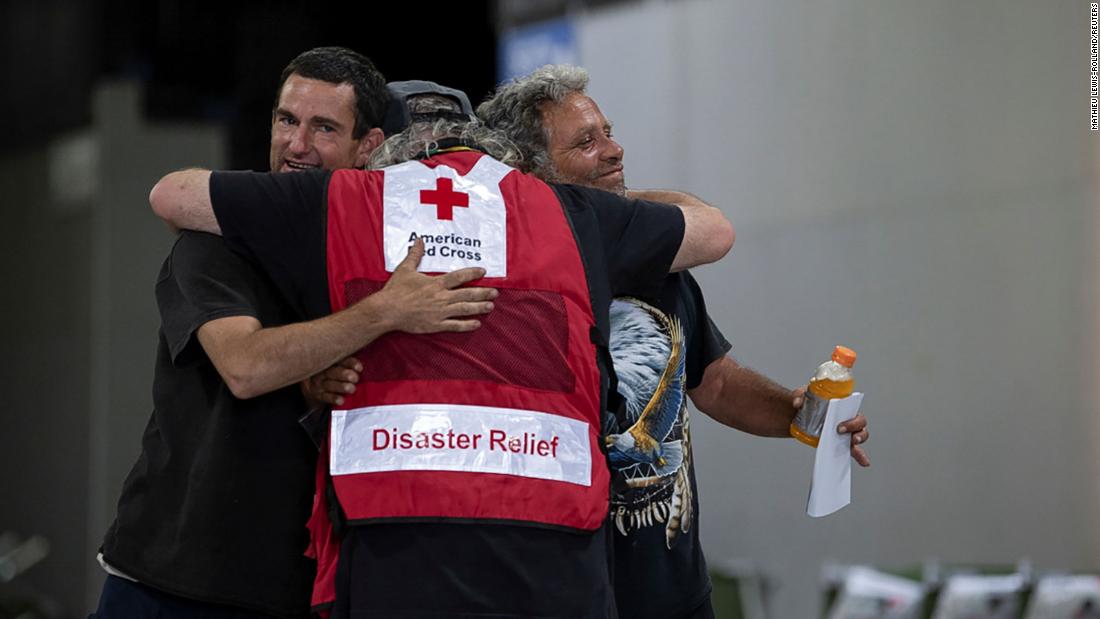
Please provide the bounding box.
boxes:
[381,80,475,135]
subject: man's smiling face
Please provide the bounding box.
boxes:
[540,92,626,195]
[269,73,367,172]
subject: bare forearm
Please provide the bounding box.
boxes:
[627,189,706,208]
[203,240,495,400]
[634,190,733,272]
[149,168,220,233]
[689,356,795,437]
[205,296,395,399]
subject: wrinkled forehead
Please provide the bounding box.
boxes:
[541,93,610,138]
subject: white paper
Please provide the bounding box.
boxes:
[807,392,864,517]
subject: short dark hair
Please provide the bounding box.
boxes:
[275,46,388,139]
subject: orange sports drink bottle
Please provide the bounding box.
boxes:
[789,345,857,447]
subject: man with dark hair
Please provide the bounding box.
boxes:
[89,51,496,619]
[148,81,733,619]
[270,46,388,172]
[479,64,870,619]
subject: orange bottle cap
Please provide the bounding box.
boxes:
[832,345,857,367]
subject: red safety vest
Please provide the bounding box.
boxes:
[308,151,611,611]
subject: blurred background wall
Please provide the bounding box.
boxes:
[571,1,1098,617]
[0,0,1095,617]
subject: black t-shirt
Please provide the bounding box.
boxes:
[208,161,686,618]
[607,272,731,619]
[100,232,317,618]
[211,172,682,330]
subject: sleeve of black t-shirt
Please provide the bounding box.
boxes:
[552,184,686,299]
[156,231,266,365]
[679,271,733,390]
[209,169,332,319]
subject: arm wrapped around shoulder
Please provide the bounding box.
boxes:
[149,168,220,234]
[669,195,733,271]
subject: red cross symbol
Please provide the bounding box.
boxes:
[420,177,469,220]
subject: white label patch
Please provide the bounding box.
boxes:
[330,403,592,486]
[382,157,511,277]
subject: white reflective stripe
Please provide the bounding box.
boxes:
[330,403,592,486]
[382,157,510,277]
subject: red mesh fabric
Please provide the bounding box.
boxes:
[344,279,575,393]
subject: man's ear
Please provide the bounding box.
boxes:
[355,127,386,168]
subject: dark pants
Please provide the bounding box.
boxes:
[680,596,715,619]
[89,575,284,619]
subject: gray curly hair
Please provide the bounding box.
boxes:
[368,93,523,169]
[475,64,589,180]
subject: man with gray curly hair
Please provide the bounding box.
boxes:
[473,65,598,188]
[480,65,870,619]
[369,81,524,169]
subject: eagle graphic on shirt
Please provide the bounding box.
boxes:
[606,297,694,549]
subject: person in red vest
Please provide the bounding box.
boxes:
[148,81,733,618]
[478,64,871,619]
